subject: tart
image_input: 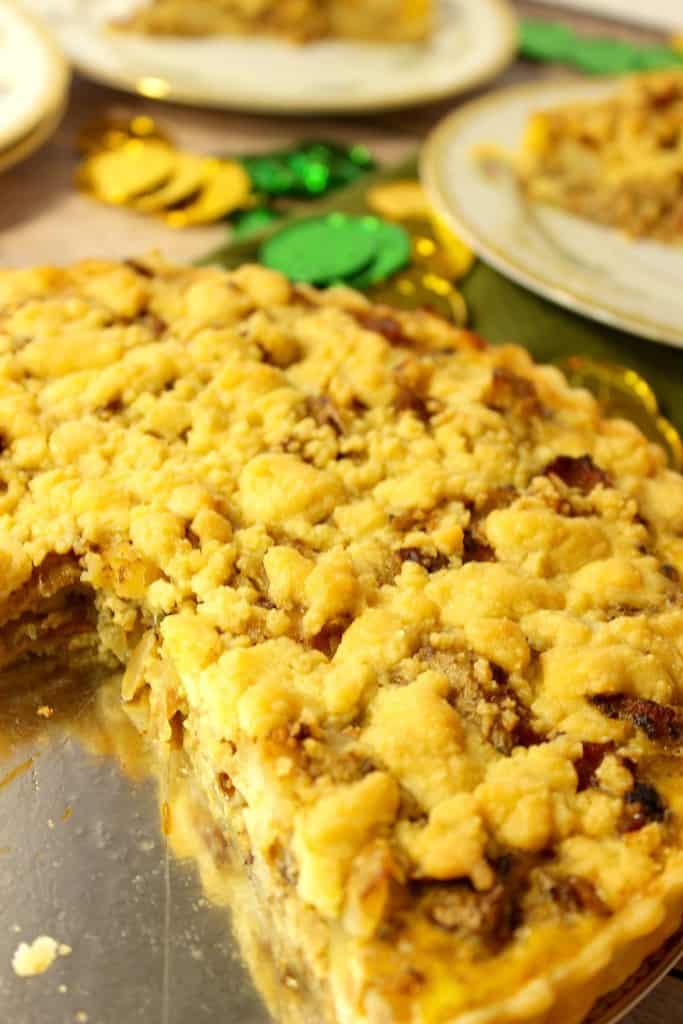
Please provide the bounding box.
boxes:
[113,0,433,43]
[492,70,683,242]
[1,257,683,1023]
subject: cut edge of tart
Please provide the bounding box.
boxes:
[1,256,683,1024]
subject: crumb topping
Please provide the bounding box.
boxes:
[1,257,683,1019]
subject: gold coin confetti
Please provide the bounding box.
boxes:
[366,179,431,221]
[165,160,252,227]
[81,139,175,205]
[77,116,254,227]
[135,152,209,213]
[78,114,170,155]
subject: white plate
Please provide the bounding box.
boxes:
[0,0,69,151]
[543,0,682,31]
[421,79,683,349]
[21,0,516,114]
[0,94,66,173]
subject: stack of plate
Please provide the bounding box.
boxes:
[0,0,69,174]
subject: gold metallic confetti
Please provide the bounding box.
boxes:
[559,356,683,470]
[77,116,252,226]
[134,152,209,213]
[431,214,475,279]
[81,140,175,205]
[366,180,474,281]
[408,223,467,282]
[367,179,431,221]
[78,114,170,155]
[368,267,468,326]
[165,160,252,227]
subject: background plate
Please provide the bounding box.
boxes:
[0,0,69,150]
[21,0,516,113]
[421,79,683,349]
[0,94,67,174]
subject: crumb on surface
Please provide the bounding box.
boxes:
[11,935,70,977]
[36,706,54,718]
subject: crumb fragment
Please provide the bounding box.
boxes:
[11,935,70,977]
[37,706,54,718]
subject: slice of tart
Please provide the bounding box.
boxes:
[1,257,683,1023]
[493,70,683,242]
[113,0,432,43]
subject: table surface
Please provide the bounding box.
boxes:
[1,1,682,1020]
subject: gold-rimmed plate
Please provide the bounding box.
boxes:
[421,79,683,349]
[0,93,67,175]
[20,0,516,114]
[0,0,69,152]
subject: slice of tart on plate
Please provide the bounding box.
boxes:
[495,70,683,244]
[422,73,683,346]
[22,0,516,114]
[113,0,433,43]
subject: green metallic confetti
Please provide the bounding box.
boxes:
[260,213,378,285]
[241,140,376,199]
[231,207,282,240]
[519,20,574,62]
[519,18,683,75]
[347,218,411,289]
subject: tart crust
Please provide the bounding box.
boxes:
[1,257,683,1023]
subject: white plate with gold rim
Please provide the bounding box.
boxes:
[421,79,683,349]
[0,94,67,174]
[20,0,516,113]
[0,0,69,152]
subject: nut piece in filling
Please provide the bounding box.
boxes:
[0,256,682,1024]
